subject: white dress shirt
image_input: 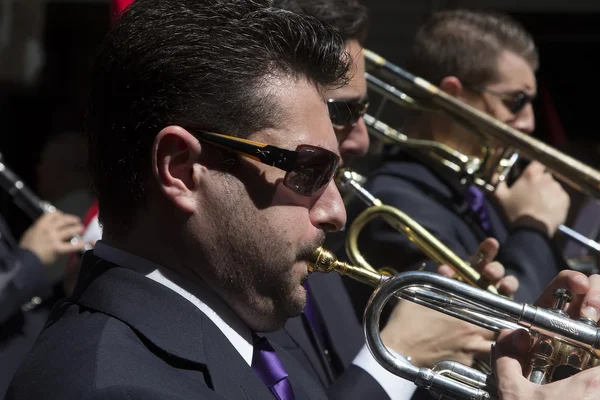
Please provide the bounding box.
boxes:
[94,241,418,399]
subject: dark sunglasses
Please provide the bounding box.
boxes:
[465,84,534,115]
[483,88,534,114]
[193,130,340,197]
[327,98,369,128]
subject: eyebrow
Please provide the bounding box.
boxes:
[328,95,368,102]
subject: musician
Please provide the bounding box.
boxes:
[6,0,353,398]
[262,2,517,400]
[344,9,570,316]
[52,3,519,399]
[0,210,85,395]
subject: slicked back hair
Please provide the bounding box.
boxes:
[85,0,350,231]
[273,0,369,44]
[407,9,538,87]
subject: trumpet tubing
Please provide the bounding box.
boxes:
[309,246,600,399]
[336,169,498,294]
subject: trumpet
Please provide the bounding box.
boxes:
[336,168,498,294]
[362,49,600,255]
[309,246,600,400]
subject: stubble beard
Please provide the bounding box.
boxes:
[203,199,326,332]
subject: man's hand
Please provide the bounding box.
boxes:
[380,238,517,368]
[438,238,519,298]
[494,161,570,237]
[19,211,86,265]
[493,271,600,400]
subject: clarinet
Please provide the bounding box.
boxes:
[0,153,91,251]
[0,154,93,311]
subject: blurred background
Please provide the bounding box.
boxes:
[0,0,597,239]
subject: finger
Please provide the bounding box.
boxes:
[535,270,589,309]
[523,160,545,176]
[437,265,455,278]
[57,239,87,254]
[469,238,500,272]
[567,274,600,323]
[493,329,530,378]
[471,340,495,361]
[37,211,61,225]
[480,261,505,283]
[56,226,85,242]
[493,181,509,200]
[54,215,83,231]
[497,275,519,298]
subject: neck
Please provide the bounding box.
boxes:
[101,207,204,287]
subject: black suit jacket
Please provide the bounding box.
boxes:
[0,214,54,397]
[264,271,392,400]
[6,253,328,400]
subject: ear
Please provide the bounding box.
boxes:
[152,126,204,214]
[438,76,464,97]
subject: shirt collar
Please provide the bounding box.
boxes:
[93,241,254,365]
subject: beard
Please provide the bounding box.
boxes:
[196,179,326,332]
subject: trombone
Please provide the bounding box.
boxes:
[309,246,600,400]
[362,49,600,255]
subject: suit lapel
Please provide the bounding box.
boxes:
[283,314,335,383]
[201,314,272,399]
[72,254,271,399]
[306,272,363,368]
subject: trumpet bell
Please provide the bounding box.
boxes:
[309,246,600,399]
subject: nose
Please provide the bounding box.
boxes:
[310,180,347,233]
[337,118,370,165]
[510,104,535,134]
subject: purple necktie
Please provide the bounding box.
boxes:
[465,185,492,233]
[252,334,296,400]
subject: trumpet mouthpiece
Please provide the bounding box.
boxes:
[308,247,337,274]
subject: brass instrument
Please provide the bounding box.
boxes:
[309,247,600,400]
[336,168,498,294]
[362,49,600,255]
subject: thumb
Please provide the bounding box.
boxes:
[436,265,455,278]
[492,329,529,384]
[494,351,528,396]
[493,180,509,201]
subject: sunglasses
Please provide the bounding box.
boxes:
[327,98,369,128]
[483,88,534,114]
[193,130,340,197]
[465,84,534,115]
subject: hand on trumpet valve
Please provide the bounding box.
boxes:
[19,211,86,266]
[493,271,600,399]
